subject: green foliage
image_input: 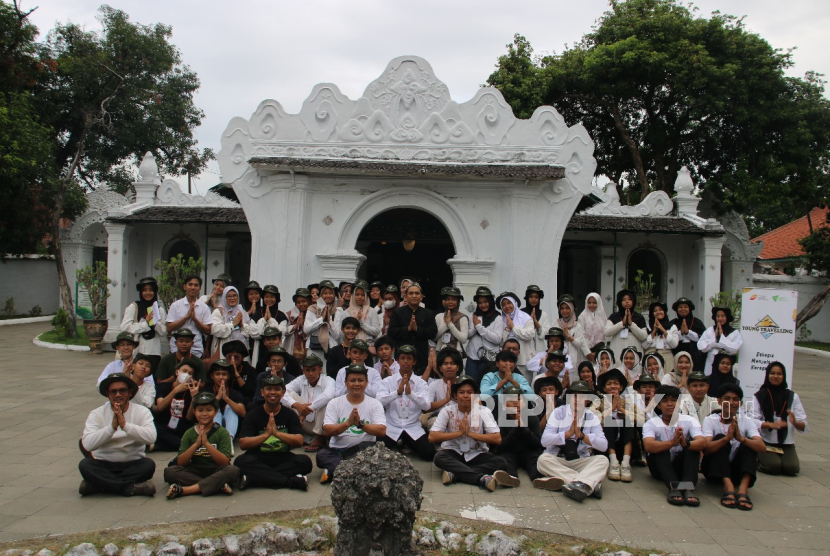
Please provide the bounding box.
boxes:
[488,0,830,230]
[799,226,830,275]
[39,325,87,345]
[75,262,112,319]
[29,305,42,317]
[797,324,812,343]
[709,290,742,322]
[155,254,203,310]
[3,296,14,316]
[628,270,656,313]
[51,307,74,337]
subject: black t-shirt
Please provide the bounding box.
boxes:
[252,370,297,404]
[208,362,258,402]
[154,382,196,435]
[325,344,374,379]
[238,404,302,454]
[255,354,302,381]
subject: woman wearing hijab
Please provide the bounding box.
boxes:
[435,287,469,353]
[591,343,615,378]
[522,285,551,353]
[200,274,232,311]
[557,294,589,364]
[210,286,255,356]
[576,361,598,393]
[465,287,504,382]
[669,297,706,370]
[304,280,344,357]
[605,289,648,359]
[120,277,167,369]
[615,346,643,391]
[641,352,666,382]
[368,281,384,311]
[748,362,808,476]
[698,307,743,376]
[496,292,535,378]
[248,284,285,368]
[333,280,381,346]
[578,293,607,361]
[642,301,679,375]
[707,353,740,394]
[662,350,694,392]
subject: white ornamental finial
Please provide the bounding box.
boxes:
[138,152,161,183]
[674,166,694,194]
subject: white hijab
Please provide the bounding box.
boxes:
[501,295,531,338]
[579,292,607,348]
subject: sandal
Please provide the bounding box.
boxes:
[667,490,684,506]
[221,483,233,496]
[720,491,737,509]
[684,492,700,507]
[166,483,183,500]
[304,443,322,452]
[736,493,753,511]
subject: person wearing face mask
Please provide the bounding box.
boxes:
[303,280,344,358]
[698,306,743,376]
[378,286,400,336]
[669,297,706,371]
[578,293,607,361]
[522,285,551,353]
[434,287,469,354]
[496,292,535,379]
[210,286,255,357]
[642,301,679,376]
[604,289,648,359]
[333,280,381,348]
[464,287,504,382]
[155,329,206,384]
[748,362,808,476]
[153,360,203,451]
[120,277,167,371]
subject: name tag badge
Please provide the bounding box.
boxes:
[459,436,472,452]
[620,328,629,339]
[656,338,665,349]
[167,416,179,429]
[305,412,315,422]
[442,332,452,343]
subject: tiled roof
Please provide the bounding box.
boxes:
[108,206,247,224]
[752,207,830,260]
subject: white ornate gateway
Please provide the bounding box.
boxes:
[217,56,597,309]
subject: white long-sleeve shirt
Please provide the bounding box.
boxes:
[604,319,648,359]
[465,316,505,361]
[697,327,743,376]
[81,402,156,462]
[120,302,167,356]
[210,308,254,355]
[376,375,431,440]
[747,393,808,445]
[303,305,344,350]
[332,308,382,345]
[541,403,608,457]
[642,324,680,352]
[434,313,469,352]
[282,375,337,424]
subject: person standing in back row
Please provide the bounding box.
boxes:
[166,275,212,358]
[389,283,436,374]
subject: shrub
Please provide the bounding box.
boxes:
[51,308,74,338]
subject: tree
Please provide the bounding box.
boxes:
[487,0,830,230]
[0,2,212,336]
[797,218,830,328]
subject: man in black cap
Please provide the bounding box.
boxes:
[155,328,207,384]
[283,353,336,451]
[79,373,157,496]
[235,375,312,491]
[388,282,436,374]
[317,364,387,483]
[492,384,544,488]
[222,340,258,403]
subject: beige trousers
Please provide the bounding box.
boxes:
[295,406,326,438]
[537,452,609,490]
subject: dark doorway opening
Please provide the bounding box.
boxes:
[557,242,601,314]
[356,208,455,312]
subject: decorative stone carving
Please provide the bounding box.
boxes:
[155,179,239,207]
[218,56,597,194]
[62,190,129,242]
[582,185,673,217]
[674,165,701,216]
[134,152,162,205]
[719,211,763,261]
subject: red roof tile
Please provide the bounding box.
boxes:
[752,207,829,260]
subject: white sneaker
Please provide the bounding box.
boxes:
[620,465,633,483]
[608,463,621,481]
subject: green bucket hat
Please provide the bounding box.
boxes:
[397,344,417,357]
[352,279,369,293]
[111,331,139,350]
[244,280,262,294]
[545,350,567,364]
[473,286,494,301]
[210,358,233,372]
[495,291,522,310]
[686,370,709,384]
[349,338,370,352]
[172,328,195,339]
[345,363,368,377]
[221,340,249,358]
[302,353,324,368]
[441,286,464,301]
[384,285,399,294]
[212,273,233,285]
[525,285,545,299]
[633,373,662,390]
[566,380,596,395]
[545,327,566,340]
[672,297,696,313]
[451,374,479,394]
[262,375,285,387]
[262,284,281,303]
[558,294,576,306]
[135,277,158,292]
[293,288,312,303]
[265,346,289,360]
[132,352,154,365]
[369,281,384,290]
[262,326,283,338]
[318,280,337,292]
[192,392,219,408]
[501,384,523,396]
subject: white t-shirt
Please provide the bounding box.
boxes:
[96,359,155,387]
[324,394,386,449]
[642,414,703,461]
[430,404,499,461]
[334,366,383,398]
[376,375,431,441]
[702,413,760,461]
[166,297,212,356]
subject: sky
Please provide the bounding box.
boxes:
[25,0,830,194]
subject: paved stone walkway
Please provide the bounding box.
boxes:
[1,323,828,554]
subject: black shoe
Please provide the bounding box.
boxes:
[290,475,309,491]
[562,481,590,503]
[131,481,156,497]
[237,474,248,491]
[591,482,603,499]
[78,480,100,496]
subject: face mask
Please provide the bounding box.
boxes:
[177,373,191,384]
[383,300,396,310]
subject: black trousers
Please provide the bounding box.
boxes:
[78,457,156,496]
[701,434,758,488]
[382,432,436,461]
[433,449,507,486]
[603,423,636,455]
[647,448,700,489]
[500,450,542,480]
[154,425,185,452]
[233,452,312,489]
[316,441,375,479]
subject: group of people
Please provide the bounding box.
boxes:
[79,274,808,512]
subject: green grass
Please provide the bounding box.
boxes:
[797,341,830,352]
[38,326,88,346]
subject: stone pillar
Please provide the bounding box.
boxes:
[205,237,230,286]
[598,245,617,316]
[133,152,161,205]
[674,166,700,216]
[317,253,366,285]
[103,222,131,346]
[447,258,496,312]
[696,236,725,311]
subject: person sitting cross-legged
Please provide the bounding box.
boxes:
[79,373,157,497]
[491,384,544,488]
[250,345,298,410]
[480,349,533,397]
[206,359,247,450]
[317,364,387,484]
[234,375,312,491]
[642,385,706,507]
[153,360,202,452]
[377,345,435,461]
[701,383,766,511]
[535,380,609,502]
[282,353,336,452]
[429,375,507,492]
[591,368,637,483]
[164,392,240,499]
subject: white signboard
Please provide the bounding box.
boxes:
[737,288,798,397]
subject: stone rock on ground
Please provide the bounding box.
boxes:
[331,444,423,556]
[191,538,224,556]
[155,542,187,556]
[475,530,523,556]
[120,543,153,556]
[220,535,241,555]
[101,544,118,556]
[415,526,436,548]
[266,527,298,553]
[298,524,329,551]
[465,533,478,552]
[64,544,99,556]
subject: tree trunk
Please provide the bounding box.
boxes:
[52,214,76,338]
[610,103,650,200]
[795,283,830,329]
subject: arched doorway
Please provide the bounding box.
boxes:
[627,248,666,308]
[355,208,455,311]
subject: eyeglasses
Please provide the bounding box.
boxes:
[108,389,129,395]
